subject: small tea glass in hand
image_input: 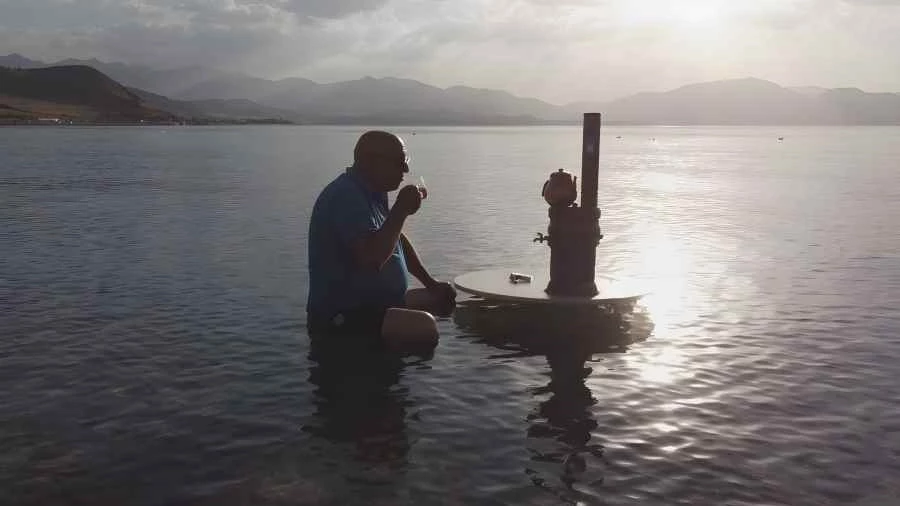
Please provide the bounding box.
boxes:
[416,175,428,199]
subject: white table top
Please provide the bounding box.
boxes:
[453,268,649,305]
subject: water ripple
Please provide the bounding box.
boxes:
[2,125,900,505]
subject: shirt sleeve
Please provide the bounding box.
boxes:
[330,187,378,248]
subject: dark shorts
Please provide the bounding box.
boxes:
[307,306,389,350]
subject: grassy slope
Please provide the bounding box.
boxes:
[0,65,175,122]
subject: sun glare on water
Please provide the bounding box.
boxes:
[621,233,698,386]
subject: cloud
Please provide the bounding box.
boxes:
[841,0,900,5]
[278,0,390,19]
[0,0,309,69]
[1,0,899,101]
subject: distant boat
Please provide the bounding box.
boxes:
[777,137,784,141]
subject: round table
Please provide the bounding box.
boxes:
[453,268,649,306]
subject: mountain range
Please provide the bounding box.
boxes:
[0,65,174,123]
[2,53,900,125]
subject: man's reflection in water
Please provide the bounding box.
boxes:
[237,339,431,506]
[303,336,431,468]
[454,301,653,501]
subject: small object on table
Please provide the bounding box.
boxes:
[509,272,532,284]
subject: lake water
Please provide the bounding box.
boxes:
[2,124,899,505]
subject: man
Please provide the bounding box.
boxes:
[306,130,456,348]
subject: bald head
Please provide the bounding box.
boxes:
[354,130,405,166]
[352,130,409,192]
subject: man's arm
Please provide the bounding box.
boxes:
[400,232,457,316]
[400,233,437,289]
[354,209,407,270]
[351,185,421,271]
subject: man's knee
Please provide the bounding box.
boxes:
[381,307,438,349]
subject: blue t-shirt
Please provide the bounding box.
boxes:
[306,168,409,319]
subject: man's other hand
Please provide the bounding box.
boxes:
[427,281,457,317]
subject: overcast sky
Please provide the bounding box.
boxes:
[1,0,898,103]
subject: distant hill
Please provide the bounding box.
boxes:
[571,77,900,125]
[128,69,565,124]
[253,76,566,124]
[574,78,822,124]
[0,63,296,124]
[0,54,262,105]
[0,55,561,124]
[53,58,235,99]
[128,87,302,123]
[0,65,174,123]
[789,86,829,97]
[0,53,44,69]
[3,54,900,125]
[821,88,900,125]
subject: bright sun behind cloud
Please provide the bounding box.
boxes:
[677,1,725,28]
[614,0,731,32]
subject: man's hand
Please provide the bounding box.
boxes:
[426,281,457,317]
[394,184,423,216]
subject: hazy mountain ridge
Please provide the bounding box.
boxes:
[578,78,900,125]
[128,87,301,122]
[3,54,900,125]
[575,78,823,125]
[0,55,569,124]
[0,65,174,123]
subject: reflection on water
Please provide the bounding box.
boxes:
[453,302,654,355]
[5,125,900,504]
[628,344,687,385]
[621,231,695,336]
[303,339,430,467]
[454,301,654,503]
[257,339,437,505]
[525,349,603,505]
